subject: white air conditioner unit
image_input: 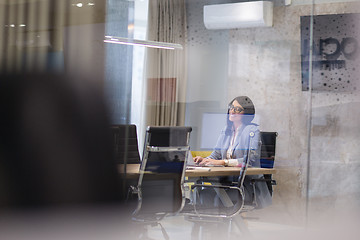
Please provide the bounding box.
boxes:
[204,1,273,30]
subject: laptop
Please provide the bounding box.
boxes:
[186,152,197,166]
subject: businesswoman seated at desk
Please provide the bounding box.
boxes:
[194,96,271,208]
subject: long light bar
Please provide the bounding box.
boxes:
[104,36,183,50]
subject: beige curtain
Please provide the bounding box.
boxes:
[145,0,187,126]
[147,77,177,125]
[0,0,105,83]
[0,0,50,72]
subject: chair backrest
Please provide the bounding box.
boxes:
[259,132,278,168]
[133,126,192,220]
[111,124,141,164]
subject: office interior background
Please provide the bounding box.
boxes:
[0,0,360,238]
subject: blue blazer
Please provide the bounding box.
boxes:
[208,124,261,167]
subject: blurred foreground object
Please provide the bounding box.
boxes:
[0,73,124,209]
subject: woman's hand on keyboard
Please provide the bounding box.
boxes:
[194,157,225,166]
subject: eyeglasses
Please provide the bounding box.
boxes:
[228,105,244,114]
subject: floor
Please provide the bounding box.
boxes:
[143,213,305,240]
[142,205,360,240]
[1,202,359,240]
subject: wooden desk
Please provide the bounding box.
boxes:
[119,164,276,178]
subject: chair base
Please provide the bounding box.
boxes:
[130,220,170,240]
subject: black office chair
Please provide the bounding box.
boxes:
[250,131,278,200]
[111,124,141,205]
[183,132,258,239]
[132,126,192,240]
[111,124,141,165]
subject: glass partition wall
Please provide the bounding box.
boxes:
[186,1,360,235]
[304,1,360,232]
[1,0,359,238]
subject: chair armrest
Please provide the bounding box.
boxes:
[249,176,277,205]
[185,184,244,219]
[191,184,238,190]
[250,178,277,185]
